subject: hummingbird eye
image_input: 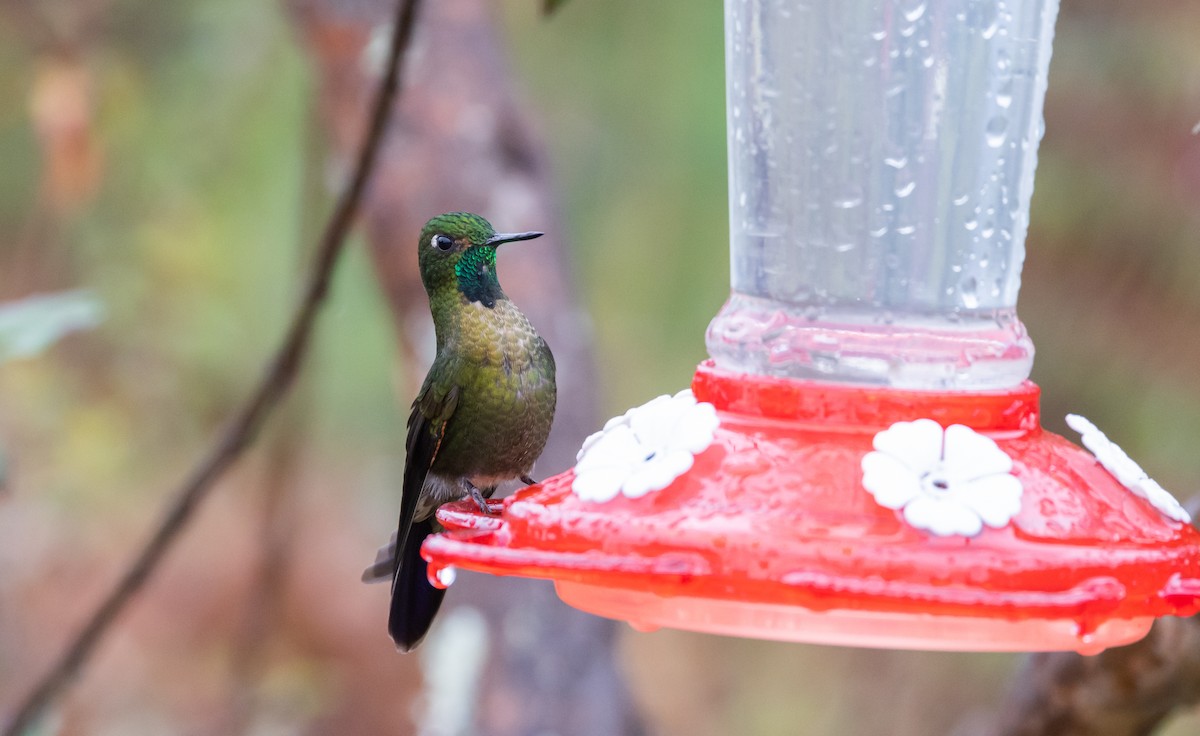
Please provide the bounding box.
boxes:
[432,234,454,252]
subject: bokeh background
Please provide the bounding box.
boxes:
[1,0,1199,734]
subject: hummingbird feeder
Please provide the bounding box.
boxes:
[423,0,1200,653]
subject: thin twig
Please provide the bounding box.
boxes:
[1,1,422,733]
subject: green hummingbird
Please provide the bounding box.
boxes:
[367,212,557,651]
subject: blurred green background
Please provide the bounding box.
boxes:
[1,0,1199,733]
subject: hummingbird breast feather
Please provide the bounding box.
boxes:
[429,300,556,483]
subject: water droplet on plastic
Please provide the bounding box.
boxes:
[813,353,840,374]
[961,277,979,308]
[1074,629,1103,656]
[996,49,1012,73]
[953,194,970,206]
[903,1,926,22]
[430,564,457,589]
[834,195,863,209]
[884,156,908,169]
[986,116,1008,147]
[895,180,916,198]
[995,79,1014,109]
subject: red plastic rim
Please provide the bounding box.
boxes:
[424,362,1200,653]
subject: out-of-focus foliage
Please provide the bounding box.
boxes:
[0,1,411,732]
[501,1,729,412]
[0,290,103,363]
[0,288,102,498]
[0,0,1199,734]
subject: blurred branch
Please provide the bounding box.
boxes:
[0,1,423,733]
[216,401,311,735]
[216,88,333,736]
[973,616,1200,736]
[966,506,1200,736]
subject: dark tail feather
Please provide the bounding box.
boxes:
[388,517,445,651]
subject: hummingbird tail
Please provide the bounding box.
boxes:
[388,517,446,651]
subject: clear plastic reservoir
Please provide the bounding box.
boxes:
[707,0,1060,388]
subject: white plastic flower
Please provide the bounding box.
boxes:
[1065,414,1190,523]
[861,419,1023,537]
[572,389,720,503]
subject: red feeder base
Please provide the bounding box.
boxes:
[424,362,1200,654]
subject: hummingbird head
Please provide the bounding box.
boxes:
[418,212,543,309]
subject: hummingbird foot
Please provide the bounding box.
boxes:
[464,481,496,516]
[520,474,538,486]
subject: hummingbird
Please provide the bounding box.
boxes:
[364,212,557,651]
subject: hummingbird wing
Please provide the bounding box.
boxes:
[389,380,459,650]
[396,381,460,553]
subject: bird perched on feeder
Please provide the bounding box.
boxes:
[363,212,557,651]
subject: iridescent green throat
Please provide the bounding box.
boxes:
[455,245,504,308]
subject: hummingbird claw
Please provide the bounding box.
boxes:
[465,481,494,516]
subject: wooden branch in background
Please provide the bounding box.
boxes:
[966,509,1200,736]
[0,1,423,733]
[975,616,1200,736]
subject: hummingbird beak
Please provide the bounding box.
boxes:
[485,231,543,247]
